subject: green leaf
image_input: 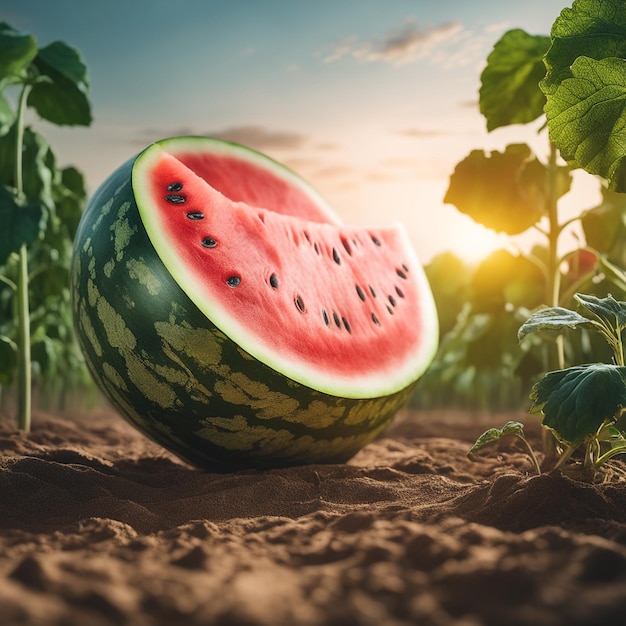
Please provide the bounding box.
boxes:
[574,293,626,331]
[0,187,44,264]
[598,256,626,294]
[54,166,87,239]
[28,41,91,126]
[541,0,626,191]
[471,248,544,313]
[424,252,472,336]
[480,29,551,131]
[60,166,86,199]
[542,0,626,94]
[0,126,57,206]
[444,144,550,234]
[0,334,17,385]
[0,93,13,133]
[468,420,526,457]
[581,186,626,266]
[0,22,37,83]
[544,56,626,191]
[35,41,89,89]
[518,306,596,342]
[530,363,626,443]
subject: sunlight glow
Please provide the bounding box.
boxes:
[449,222,504,265]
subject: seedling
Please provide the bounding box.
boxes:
[470,294,626,481]
[468,420,541,475]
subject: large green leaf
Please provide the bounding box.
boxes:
[480,29,551,131]
[0,186,44,264]
[530,363,626,443]
[541,0,626,191]
[542,0,626,93]
[28,41,91,126]
[0,22,37,83]
[544,56,626,191]
[445,145,545,234]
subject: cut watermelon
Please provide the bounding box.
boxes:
[71,136,438,469]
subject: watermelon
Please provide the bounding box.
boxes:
[70,136,438,469]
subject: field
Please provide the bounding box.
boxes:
[1,406,625,626]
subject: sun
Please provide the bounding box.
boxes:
[452,222,504,265]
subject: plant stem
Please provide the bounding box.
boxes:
[15,83,32,432]
[545,140,564,370]
[515,433,542,475]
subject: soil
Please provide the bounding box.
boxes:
[1,406,626,626]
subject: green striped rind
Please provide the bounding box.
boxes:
[70,156,416,469]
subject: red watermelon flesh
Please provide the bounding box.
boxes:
[132,142,438,399]
[174,149,340,225]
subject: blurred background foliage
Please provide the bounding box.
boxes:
[412,188,626,411]
[0,22,96,415]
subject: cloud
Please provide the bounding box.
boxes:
[131,125,310,152]
[322,18,464,66]
[484,21,512,34]
[395,128,446,138]
[208,126,309,151]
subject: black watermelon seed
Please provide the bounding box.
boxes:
[341,238,352,256]
[332,248,341,265]
[186,211,205,220]
[295,296,306,313]
[396,269,407,279]
[356,285,366,301]
[388,295,396,307]
[386,305,394,315]
[395,286,405,298]
[402,263,409,272]
[269,273,279,289]
[369,285,377,298]
[322,309,330,326]
[333,312,341,328]
[371,312,381,326]
[342,317,351,333]
[371,235,382,246]
[314,243,320,255]
[165,194,186,204]
[201,237,217,248]
[226,276,241,287]
[167,182,183,192]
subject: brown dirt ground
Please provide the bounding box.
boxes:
[1,406,626,626]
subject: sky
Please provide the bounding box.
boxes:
[4,0,600,264]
